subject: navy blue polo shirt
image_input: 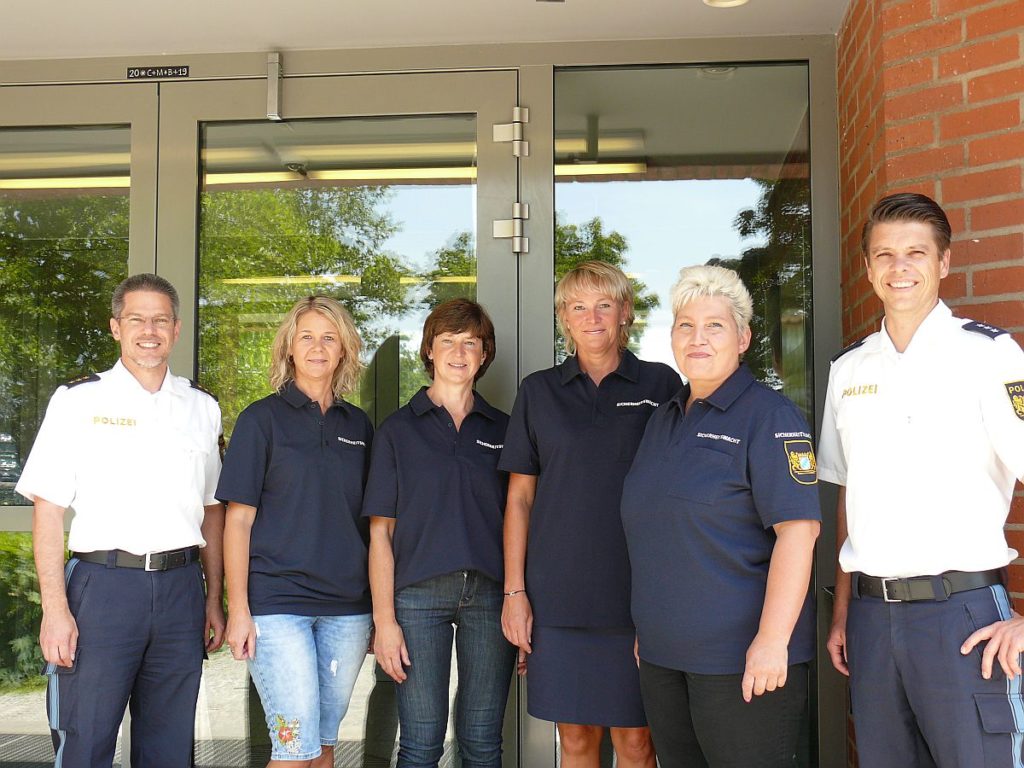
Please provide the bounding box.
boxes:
[621,363,820,674]
[498,350,681,628]
[362,387,509,591]
[216,380,373,617]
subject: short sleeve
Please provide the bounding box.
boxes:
[203,402,224,506]
[981,336,1024,481]
[215,404,269,508]
[362,420,399,518]
[15,386,77,507]
[497,380,539,475]
[749,403,822,529]
[815,366,846,487]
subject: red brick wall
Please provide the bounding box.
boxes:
[837,1,1024,764]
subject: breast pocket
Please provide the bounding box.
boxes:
[616,411,654,461]
[666,446,735,505]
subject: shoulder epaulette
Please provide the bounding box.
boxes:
[190,379,219,401]
[961,320,1007,340]
[830,338,866,363]
[64,373,100,389]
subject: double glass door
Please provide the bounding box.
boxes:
[0,69,542,767]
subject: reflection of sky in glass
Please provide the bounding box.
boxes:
[557,179,765,369]
[374,184,476,352]
[378,178,767,373]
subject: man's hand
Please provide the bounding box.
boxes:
[205,594,226,652]
[962,616,1024,680]
[826,617,849,677]
[40,604,78,667]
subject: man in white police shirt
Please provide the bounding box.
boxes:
[819,193,1024,768]
[16,273,225,767]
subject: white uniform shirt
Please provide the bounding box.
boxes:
[16,360,222,555]
[818,301,1024,578]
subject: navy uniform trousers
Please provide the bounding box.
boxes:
[45,556,206,768]
[848,582,1024,768]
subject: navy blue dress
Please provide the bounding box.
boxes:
[499,350,681,725]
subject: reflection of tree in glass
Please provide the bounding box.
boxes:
[0,194,128,504]
[555,215,659,361]
[713,177,812,413]
[0,532,44,688]
[198,187,411,437]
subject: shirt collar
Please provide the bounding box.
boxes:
[110,359,181,396]
[669,363,755,413]
[878,300,951,355]
[410,386,499,422]
[557,348,640,385]
[278,379,347,411]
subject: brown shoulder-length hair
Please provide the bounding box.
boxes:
[269,296,363,398]
[555,260,635,355]
[419,298,496,381]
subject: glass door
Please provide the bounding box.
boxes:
[156,70,522,767]
[0,82,158,767]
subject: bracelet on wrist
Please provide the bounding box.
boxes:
[504,589,526,597]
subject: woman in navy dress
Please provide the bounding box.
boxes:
[500,261,680,768]
[621,265,820,768]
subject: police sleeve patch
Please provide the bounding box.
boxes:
[190,379,219,401]
[1006,381,1024,421]
[830,338,866,363]
[962,320,1008,339]
[64,373,100,389]
[785,440,818,485]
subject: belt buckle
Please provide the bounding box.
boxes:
[144,552,161,572]
[881,577,902,603]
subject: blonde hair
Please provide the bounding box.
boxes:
[269,296,364,398]
[670,265,753,335]
[555,261,634,355]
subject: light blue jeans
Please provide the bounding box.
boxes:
[248,613,371,761]
[395,570,515,768]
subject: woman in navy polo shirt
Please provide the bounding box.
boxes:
[219,296,373,767]
[500,261,680,768]
[365,298,515,768]
[621,265,821,768]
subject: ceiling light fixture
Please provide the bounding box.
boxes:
[703,0,749,7]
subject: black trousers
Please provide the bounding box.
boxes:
[638,658,808,768]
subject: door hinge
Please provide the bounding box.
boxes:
[492,106,529,157]
[493,202,530,254]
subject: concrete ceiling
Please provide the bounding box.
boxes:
[1,0,851,62]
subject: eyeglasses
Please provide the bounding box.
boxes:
[115,314,176,329]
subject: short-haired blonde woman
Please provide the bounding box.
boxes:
[365,298,515,768]
[621,265,821,768]
[219,296,373,768]
[500,261,680,768]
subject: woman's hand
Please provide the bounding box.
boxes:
[501,592,533,652]
[742,633,789,703]
[374,620,411,683]
[225,610,257,661]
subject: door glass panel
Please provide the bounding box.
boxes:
[554,64,812,417]
[0,125,130,764]
[554,64,813,768]
[196,114,477,766]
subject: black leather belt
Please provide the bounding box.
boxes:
[72,546,200,571]
[856,569,1005,602]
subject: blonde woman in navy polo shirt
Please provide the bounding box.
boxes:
[621,265,821,768]
[219,296,373,767]
[365,299,515,768]
[500,261,681,768]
